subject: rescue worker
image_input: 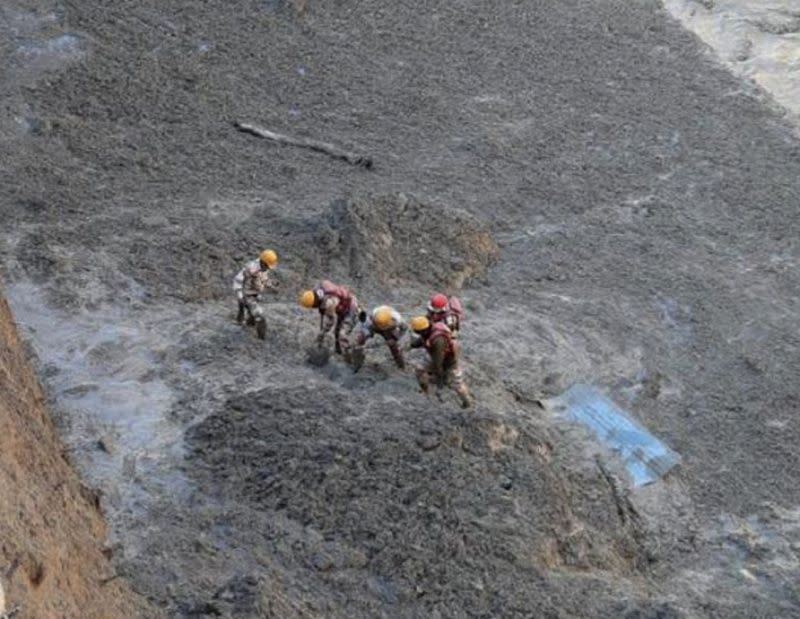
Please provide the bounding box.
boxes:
[232,249,279,340]
[299,280,360,356]
[351,305,407,372]
[427,292,463,335]
[409,315,472,408]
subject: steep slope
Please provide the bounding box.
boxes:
[0,287,156,619]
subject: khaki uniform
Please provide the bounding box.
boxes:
[412,324,471,408]
[352,307,407,370]
[317,293,359,355]
[233,259,277,324]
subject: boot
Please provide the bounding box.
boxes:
[236,302,245,324]
[351,348,365,373]
[256,319,267,340]
[457,387,473,409]
[416,370,430,397]
[390,346,406,370]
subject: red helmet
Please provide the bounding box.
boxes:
[428,293,449,313]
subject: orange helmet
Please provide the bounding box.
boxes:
[299,290,317,309]
[410,315,431,333]
[372,306,394,331]
[259,249,278,269]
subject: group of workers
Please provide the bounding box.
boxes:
[232,249,473,408]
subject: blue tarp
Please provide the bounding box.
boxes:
[545,384,680,486]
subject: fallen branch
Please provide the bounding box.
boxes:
[234,121,373,169]
[99,573,121,586]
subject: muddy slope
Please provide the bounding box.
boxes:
[1,0,799,617]
[0,289,155,619]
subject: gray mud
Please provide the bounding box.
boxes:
[1,0,800,617]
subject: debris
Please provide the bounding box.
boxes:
[595,456,640,525]
[311,553,335,572]
[416,435,441,451]
[305,346,330,367]
[96,435,113,454]
[739,568,758,583]
[234,121,373,168]
[99,573,121,586]
[543,384,680,486]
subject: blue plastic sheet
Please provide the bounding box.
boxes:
[546,384,680,486]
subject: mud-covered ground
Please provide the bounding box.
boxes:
[1,0,800,617]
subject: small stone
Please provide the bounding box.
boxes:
[348,550,368,568]
[416,435,441,451]
[96,436,113,454]
[312,553,335,572]
[499,476,513,490]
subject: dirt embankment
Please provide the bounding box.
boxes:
[0,286,155,619]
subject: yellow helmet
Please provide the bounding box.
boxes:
[410,315,430,333]
[299,290,317,309]
[372,306,394,331]
[260,249,278,269]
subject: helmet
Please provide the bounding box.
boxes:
[428,293,449,313]
[299,290,316,309]
[372,306,394,331]
[260,249,278,269]
[410,315,431,333]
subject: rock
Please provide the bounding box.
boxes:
[416,435,441,451]
[311,553,335,572]
[96,435,113,454]
[366,576,399,604]
[306,346,330,367]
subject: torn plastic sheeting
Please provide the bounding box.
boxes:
[544,384,680,486]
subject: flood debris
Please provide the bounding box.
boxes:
[543,384,681,486]
[234,121,373,168]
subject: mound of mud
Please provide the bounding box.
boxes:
[0,289,154,619]
[312,194,498,289]
[185,385,657,618]
[20,193,496,307]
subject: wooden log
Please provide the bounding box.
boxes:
[234,121,373,169]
